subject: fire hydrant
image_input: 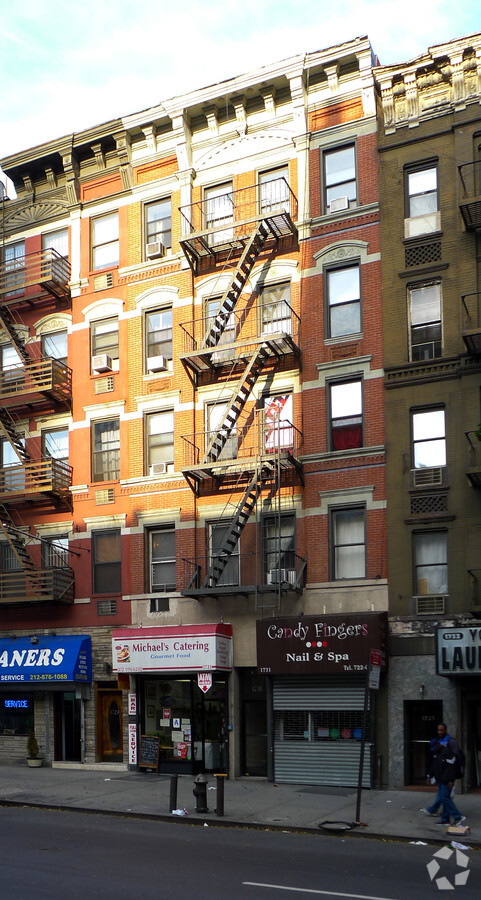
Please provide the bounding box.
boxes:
[193,773,209,813]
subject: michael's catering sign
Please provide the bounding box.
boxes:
[256,613,387,675]
[437,626,481,675]
[112,623,233,674]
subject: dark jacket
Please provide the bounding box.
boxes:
[428,739,459,784]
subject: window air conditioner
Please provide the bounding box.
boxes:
[92,354,113,373]
[413,467,443,488]
[329,196,349,213]
[267,568,293,585]
[150,462,168,476]
[147,355,168,373]
[146,241,165,260]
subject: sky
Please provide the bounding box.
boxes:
[0,0,480,160]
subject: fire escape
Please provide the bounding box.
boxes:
[0,245,74,605]
[459,161,481,490]
[178,177,305,600]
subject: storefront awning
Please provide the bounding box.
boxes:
[0,635,92,684]
[112,623,233,673]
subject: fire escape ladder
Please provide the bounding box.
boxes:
[0,508,42,586]
[202,463,274,588]
[0,408,32,463]
[0,306,31,365]
[203,220,271,350]
[203,343,271,463]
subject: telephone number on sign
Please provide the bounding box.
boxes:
[29,673,68,681]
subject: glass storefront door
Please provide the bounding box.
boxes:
[141,674,228,774]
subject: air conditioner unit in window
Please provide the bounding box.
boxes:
[267,568,294,585]
[413,467,443,488]
[150,462,167,476]
[92,354,113,373]
[146,241,166,260]
[147,355,168,373]
[329,196,349,213]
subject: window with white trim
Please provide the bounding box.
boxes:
[149,528,175,592]
[327,264,361,338]
[412,409,446,469]
[323,145,357,214]
[145,410,174,474]
[413,531,447,596]
[330,506,366,580]
[91,212,119,270]
[409,283,442,361]
[329,380,363,451]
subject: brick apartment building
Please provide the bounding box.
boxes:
[0,36,387,785]
[375,31,481,790]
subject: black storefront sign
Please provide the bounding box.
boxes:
[256,612,388,675]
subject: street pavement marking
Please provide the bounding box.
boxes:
[243,883,398,900]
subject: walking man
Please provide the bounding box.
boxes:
[421,723,466,826]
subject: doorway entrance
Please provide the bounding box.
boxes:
[54,692,82,761]
[241,668,267,776]
[98,690,124,762]
[404,699,443,784]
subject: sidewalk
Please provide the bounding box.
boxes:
[0,763,478,845]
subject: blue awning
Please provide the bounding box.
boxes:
[0,635,92,684]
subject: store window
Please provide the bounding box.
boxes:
[0,695,34,735]
[327,264,361,338]
[413,531,448,596]
[409,283,442,361]
[330,507,366,580]
[91,212,119,270]
[323,145,357,214]
[92,418,120,482]
[329,380,363,451]
[92,530,121,593]
[412,408,446,469]
[274,709,369,742]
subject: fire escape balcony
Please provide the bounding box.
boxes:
[180,551,306,600]
[458,162,481,231]
[0,458,72,508]
[179,178,298,273]
[179,299,301,376]
[0,358,72,411]
[0,566,74,606]
[181,419,303,492]
[465,430,481,488]
[461,292,481,356]
[0,248,71,303]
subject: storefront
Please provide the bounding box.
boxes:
[256,612,387,787]
[437,623,481,789]
[112,624,233,775]
[0,634,92,764]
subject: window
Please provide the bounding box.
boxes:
[412,409,446,468]
[263,393,293,451]
[323,145,356,213]
[145,198,171,253]
[0,694,34,735]
[327,265,361,338]
[42,427,69,464]
[92,530,121,593]
[259,167,289,214]
[209,522,239,586]
[261,283,292,335]
[409,283,441,361]
[42,229,68,258]
[414,531,448,595]
[149,528,175,592]
[42,535,69,568]
[204,295,236,360]
[92,418,120,482]
[4,240,25,295]
[0,343,23,387]
[329,380,363,451]
[145,308,173,367]
[41,330,68,365]
[330,507,366,580]
[91,212,119,270]
[146,411,174,473]
[204,182,234,245]
[91,317,119,367]
[406,164,438,218]
[1,437,24,490]
[263,513,296,584]
[206,401,238,460]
